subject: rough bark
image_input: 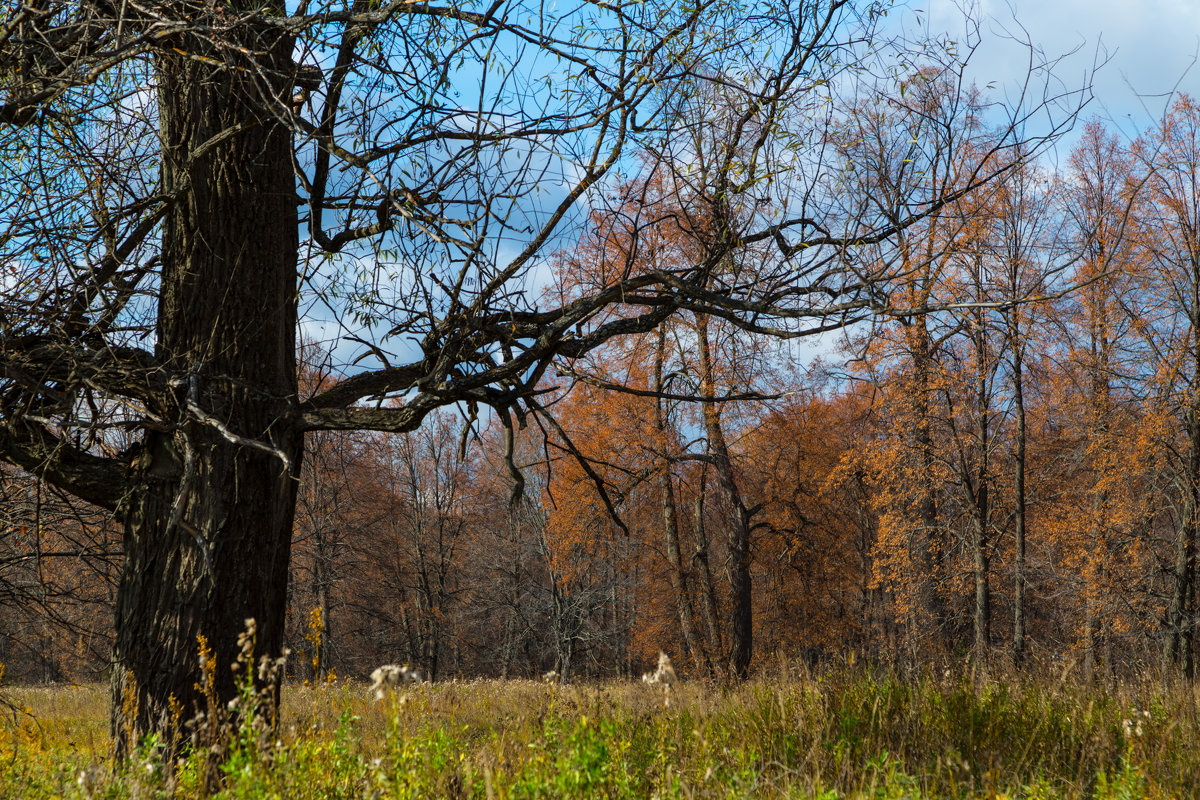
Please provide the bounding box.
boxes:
[110,10,300,755]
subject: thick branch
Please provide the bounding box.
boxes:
[299,405,426,433]
[303,363,428,409]
[0,420,127,511]
[0,339,165,404]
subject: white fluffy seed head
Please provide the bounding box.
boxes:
[369,664,421,699]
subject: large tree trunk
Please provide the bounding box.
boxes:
[111,11,299,755]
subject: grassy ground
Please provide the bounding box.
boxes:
[1,665,1196,799]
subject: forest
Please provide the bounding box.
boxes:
[4,96,1200,689]
[8,0,1200,795]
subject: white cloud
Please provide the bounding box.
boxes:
[912,0,1198,131]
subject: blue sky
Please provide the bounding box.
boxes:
[298,0,1200,379]
[918,0,1198,139]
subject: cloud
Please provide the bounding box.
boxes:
[914,0,1198,129]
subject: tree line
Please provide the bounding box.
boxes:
[5,96,1200,687]
[0,0,1093,754]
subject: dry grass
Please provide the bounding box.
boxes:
[1,667,1197,798]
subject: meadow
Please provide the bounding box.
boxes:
[1,662,1196,799]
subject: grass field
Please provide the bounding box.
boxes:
[1,664,1196,799]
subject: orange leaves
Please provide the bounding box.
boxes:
[541,376,657,579]
[740,390,875,651]
[269,97,1200,676]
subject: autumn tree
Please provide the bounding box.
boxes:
[354,412,481,680]
[1128,97,1200,677]
[1072,120,1148,674]
[547,164,799,678]
[282,348,372,680]
[930,152,1070,666]
[533,331,654,678]
[0,0,1089,750]
[0,468,120,681]
[469,432,563,678]
[837,71,1005,655]
[741,383,879,660]
[982,154,1067,666]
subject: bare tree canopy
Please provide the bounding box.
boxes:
[0,0,1087,754]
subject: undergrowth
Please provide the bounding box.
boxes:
[1,661,1196,798]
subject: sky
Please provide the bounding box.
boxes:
[784,1,1199,370]
[298,0,1200,376]
[917,0,1199,143]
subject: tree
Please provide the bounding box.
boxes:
[1130,96,1200,677]
[470,429,562,679]
[742,384,878,661]
[836,71,1004,656]
[0,467,121,681]
[1043,119,1153,677]
[286,349,372,681]
[983,153,1065,667]
[0,0,1086,751]
[361,411,478,681]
